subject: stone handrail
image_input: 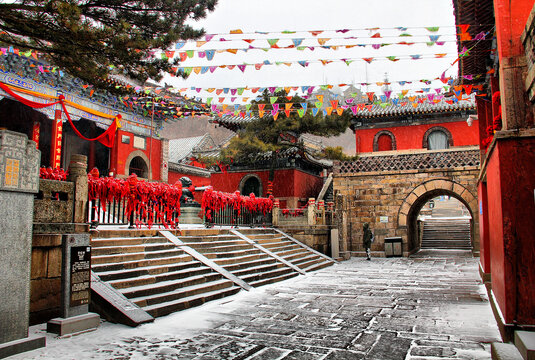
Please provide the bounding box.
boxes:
[334,147,480,175]
[34,179,74,223]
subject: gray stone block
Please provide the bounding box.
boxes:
[0,334,45,359]
[179,205,203,224]
[0,130,40,193]
[47,312,100,336]
[0,130,40,348]
[515,331,535,360]
[491,342,523,360]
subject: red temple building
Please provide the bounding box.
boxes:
[0,52,208,182]
[350,95,478,153]
[167,116,331,209]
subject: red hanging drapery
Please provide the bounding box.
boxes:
[0,81,120,148]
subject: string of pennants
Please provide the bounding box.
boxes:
[163,34,489,63]
[171,24,487,49]
[206,85,481,120]
[165,39,459,60]
[170,53,465,77]
[172,70,486,100]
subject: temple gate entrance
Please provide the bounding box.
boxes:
[333,147,480,258]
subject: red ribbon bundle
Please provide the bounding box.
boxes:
[39,167,67,181]
[201,187,273,222]
[88,174,182,229]
[281,208,304,217]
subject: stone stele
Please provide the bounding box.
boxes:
[0,130,45,358]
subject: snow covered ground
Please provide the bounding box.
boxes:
[11,252,500,359]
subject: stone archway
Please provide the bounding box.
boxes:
[124,150,151,180]
[397,179,479,255]
[239,174,263,197]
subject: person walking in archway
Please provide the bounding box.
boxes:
[363,222,373,260]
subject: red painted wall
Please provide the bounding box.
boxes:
[354,120,479,153]
[110,130,162,180]
[210,169,323,202]
[487,138,535,325]
[494,0,533,60]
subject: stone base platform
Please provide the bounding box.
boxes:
[179,205,203,224]
[0,335,45,359]
[47,312,100,336]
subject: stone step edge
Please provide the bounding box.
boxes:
[160,231,252,291]
[142,285,241,315]
[91,271,154,327]
[108,266,215,289]
[230,229,305,275]
[94,260,204,280]
[128,277,233,305]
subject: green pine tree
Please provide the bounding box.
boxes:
[218,89,351,178]
[0,0,217,92]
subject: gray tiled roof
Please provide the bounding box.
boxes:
[168,134,216,163]
[351,96,476,118]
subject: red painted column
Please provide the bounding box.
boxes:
[108,130,119,177]
[31,121,40,149]
[487,138,535,327]
[478,182,491,277]
[493,0,534,129]
[88,140,95,171]
[50,109,63,168]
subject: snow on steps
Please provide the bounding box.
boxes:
[90,227,335,325]
[421,218,472,250]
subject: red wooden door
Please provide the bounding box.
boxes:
[377,134,393,151]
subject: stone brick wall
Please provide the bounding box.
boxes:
[277,226,331,255]
[333,149,480,258]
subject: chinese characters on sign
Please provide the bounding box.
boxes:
[70,246,91,307]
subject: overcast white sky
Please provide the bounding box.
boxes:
[163,0,459,103]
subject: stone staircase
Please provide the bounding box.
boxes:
[177,230,300,288]
[237,229,335,272]
[91,229,240,319]
[421,218,472,249]
[90,227,335,325]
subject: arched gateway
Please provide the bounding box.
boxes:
[333,147,480,258]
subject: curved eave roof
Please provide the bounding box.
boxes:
[452,0,496,85]
[210,114,258,131]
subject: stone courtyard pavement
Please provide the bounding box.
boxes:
[15,250,500,360]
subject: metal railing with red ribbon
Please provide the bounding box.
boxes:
[201,187,273,227]
[88,173,183,229]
